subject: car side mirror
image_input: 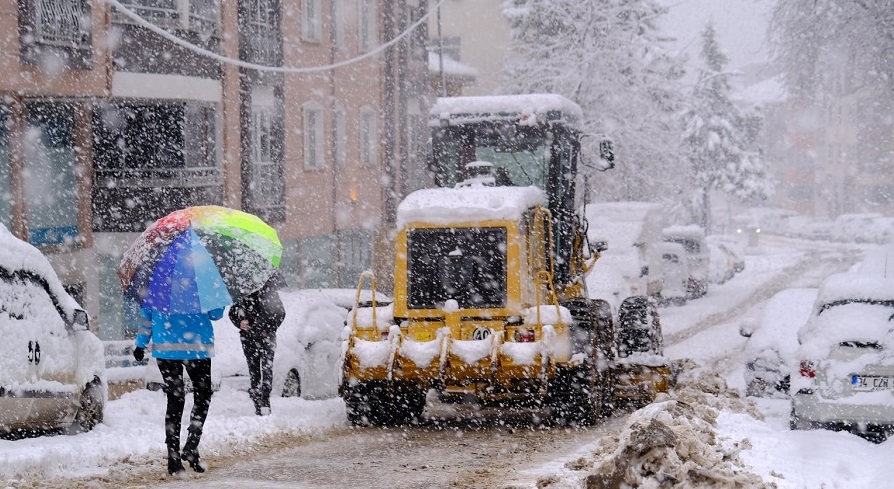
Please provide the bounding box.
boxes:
[739,318,757,338]
[72,309,90,331]
[581,135,615,171]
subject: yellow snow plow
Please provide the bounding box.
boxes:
[340,94,618,426]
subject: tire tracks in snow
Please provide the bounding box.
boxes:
[666,239,860,378]
[665,245,857,349]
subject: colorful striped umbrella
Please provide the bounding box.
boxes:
[118,206,283,314]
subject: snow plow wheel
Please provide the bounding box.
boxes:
[549,299,614,426]
[343,381,426,427]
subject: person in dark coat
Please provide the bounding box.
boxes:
[228,272,286,415]
[133,306,224,476]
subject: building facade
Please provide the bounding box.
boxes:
[0,0,431,340]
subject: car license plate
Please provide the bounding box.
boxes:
[851,375,893,391]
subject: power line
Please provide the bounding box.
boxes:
[104,0,446,74]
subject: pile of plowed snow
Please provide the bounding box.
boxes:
[554,367,774,489]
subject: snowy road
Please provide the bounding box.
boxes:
[5,236,879,488]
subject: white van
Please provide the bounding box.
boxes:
[663,225,709,299]
[657,242,688,305]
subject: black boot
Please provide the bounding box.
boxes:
[181,448,205,473]
[167,452,185,475]
[182,432,206,473]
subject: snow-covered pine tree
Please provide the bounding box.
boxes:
[500,0,687,202]
[769,0,894,97]
[682,24,772,233]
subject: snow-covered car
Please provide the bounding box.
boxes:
[707,242,736,285]
[741,288,818,398]
[611,296,672,405]
[706,235,745,274]
[586,263,630,314]
[656,242,688,306]
[173,288,387,400]
[0,224,106,435]
[790,273,894,441]
[831,213,889,243]
[663,225,709,298]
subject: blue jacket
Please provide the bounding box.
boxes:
[136,307,224,360]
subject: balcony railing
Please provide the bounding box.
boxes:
[95,166,221,189]
[112,0,219,33]
[33,0,90,48]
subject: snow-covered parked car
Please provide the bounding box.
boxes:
[831,213,891,243]
[707,242,736,285]
[656,242,688,306]
[706,235,745,274]
[611,296,672,406]
[790,273,894,441]
[741,288,817,398]
[0,224,106,435]
[663,225,709,298]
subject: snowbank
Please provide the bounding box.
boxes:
[556,370,770,488]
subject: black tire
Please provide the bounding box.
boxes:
[342,381,426,427]
[66,378,104,435]
[548,362,605,426]
[282,369,301,398]
[549,299,613,425]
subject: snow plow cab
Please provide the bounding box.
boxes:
[340,94,620,426]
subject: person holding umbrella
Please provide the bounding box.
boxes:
[228,271,286,415]
[133,307,223,475]
[119,206,283,476]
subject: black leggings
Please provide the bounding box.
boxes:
[241,334,276,407]
[157,358,213,456]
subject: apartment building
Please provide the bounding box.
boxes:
[0,0,431,339]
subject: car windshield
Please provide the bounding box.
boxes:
[0,274,62,326]
[406,227,507,309]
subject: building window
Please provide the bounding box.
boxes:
[299,234,334,288]
[18,0,92,68]
[243,0,280,65]
[331,0,345,50]
[0,106,10,229]
[302,0,321,42]
[337,228,372,287]
[113,0,219,32]
[359,107,377,167]
[24,102,80,247]
[92,101,222,232]
[358,0,377,53]
[248,89,284,213]
[32,0,90,48]
[333,104,346,168]
[303,103,325,169]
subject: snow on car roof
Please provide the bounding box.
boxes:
[796,273,894,354]
[396,185,546,228]
[0,223,81,315]
[663,224,705,239]
[815,272,894,306]
[746,288,817,358]
[430,94,582,128]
